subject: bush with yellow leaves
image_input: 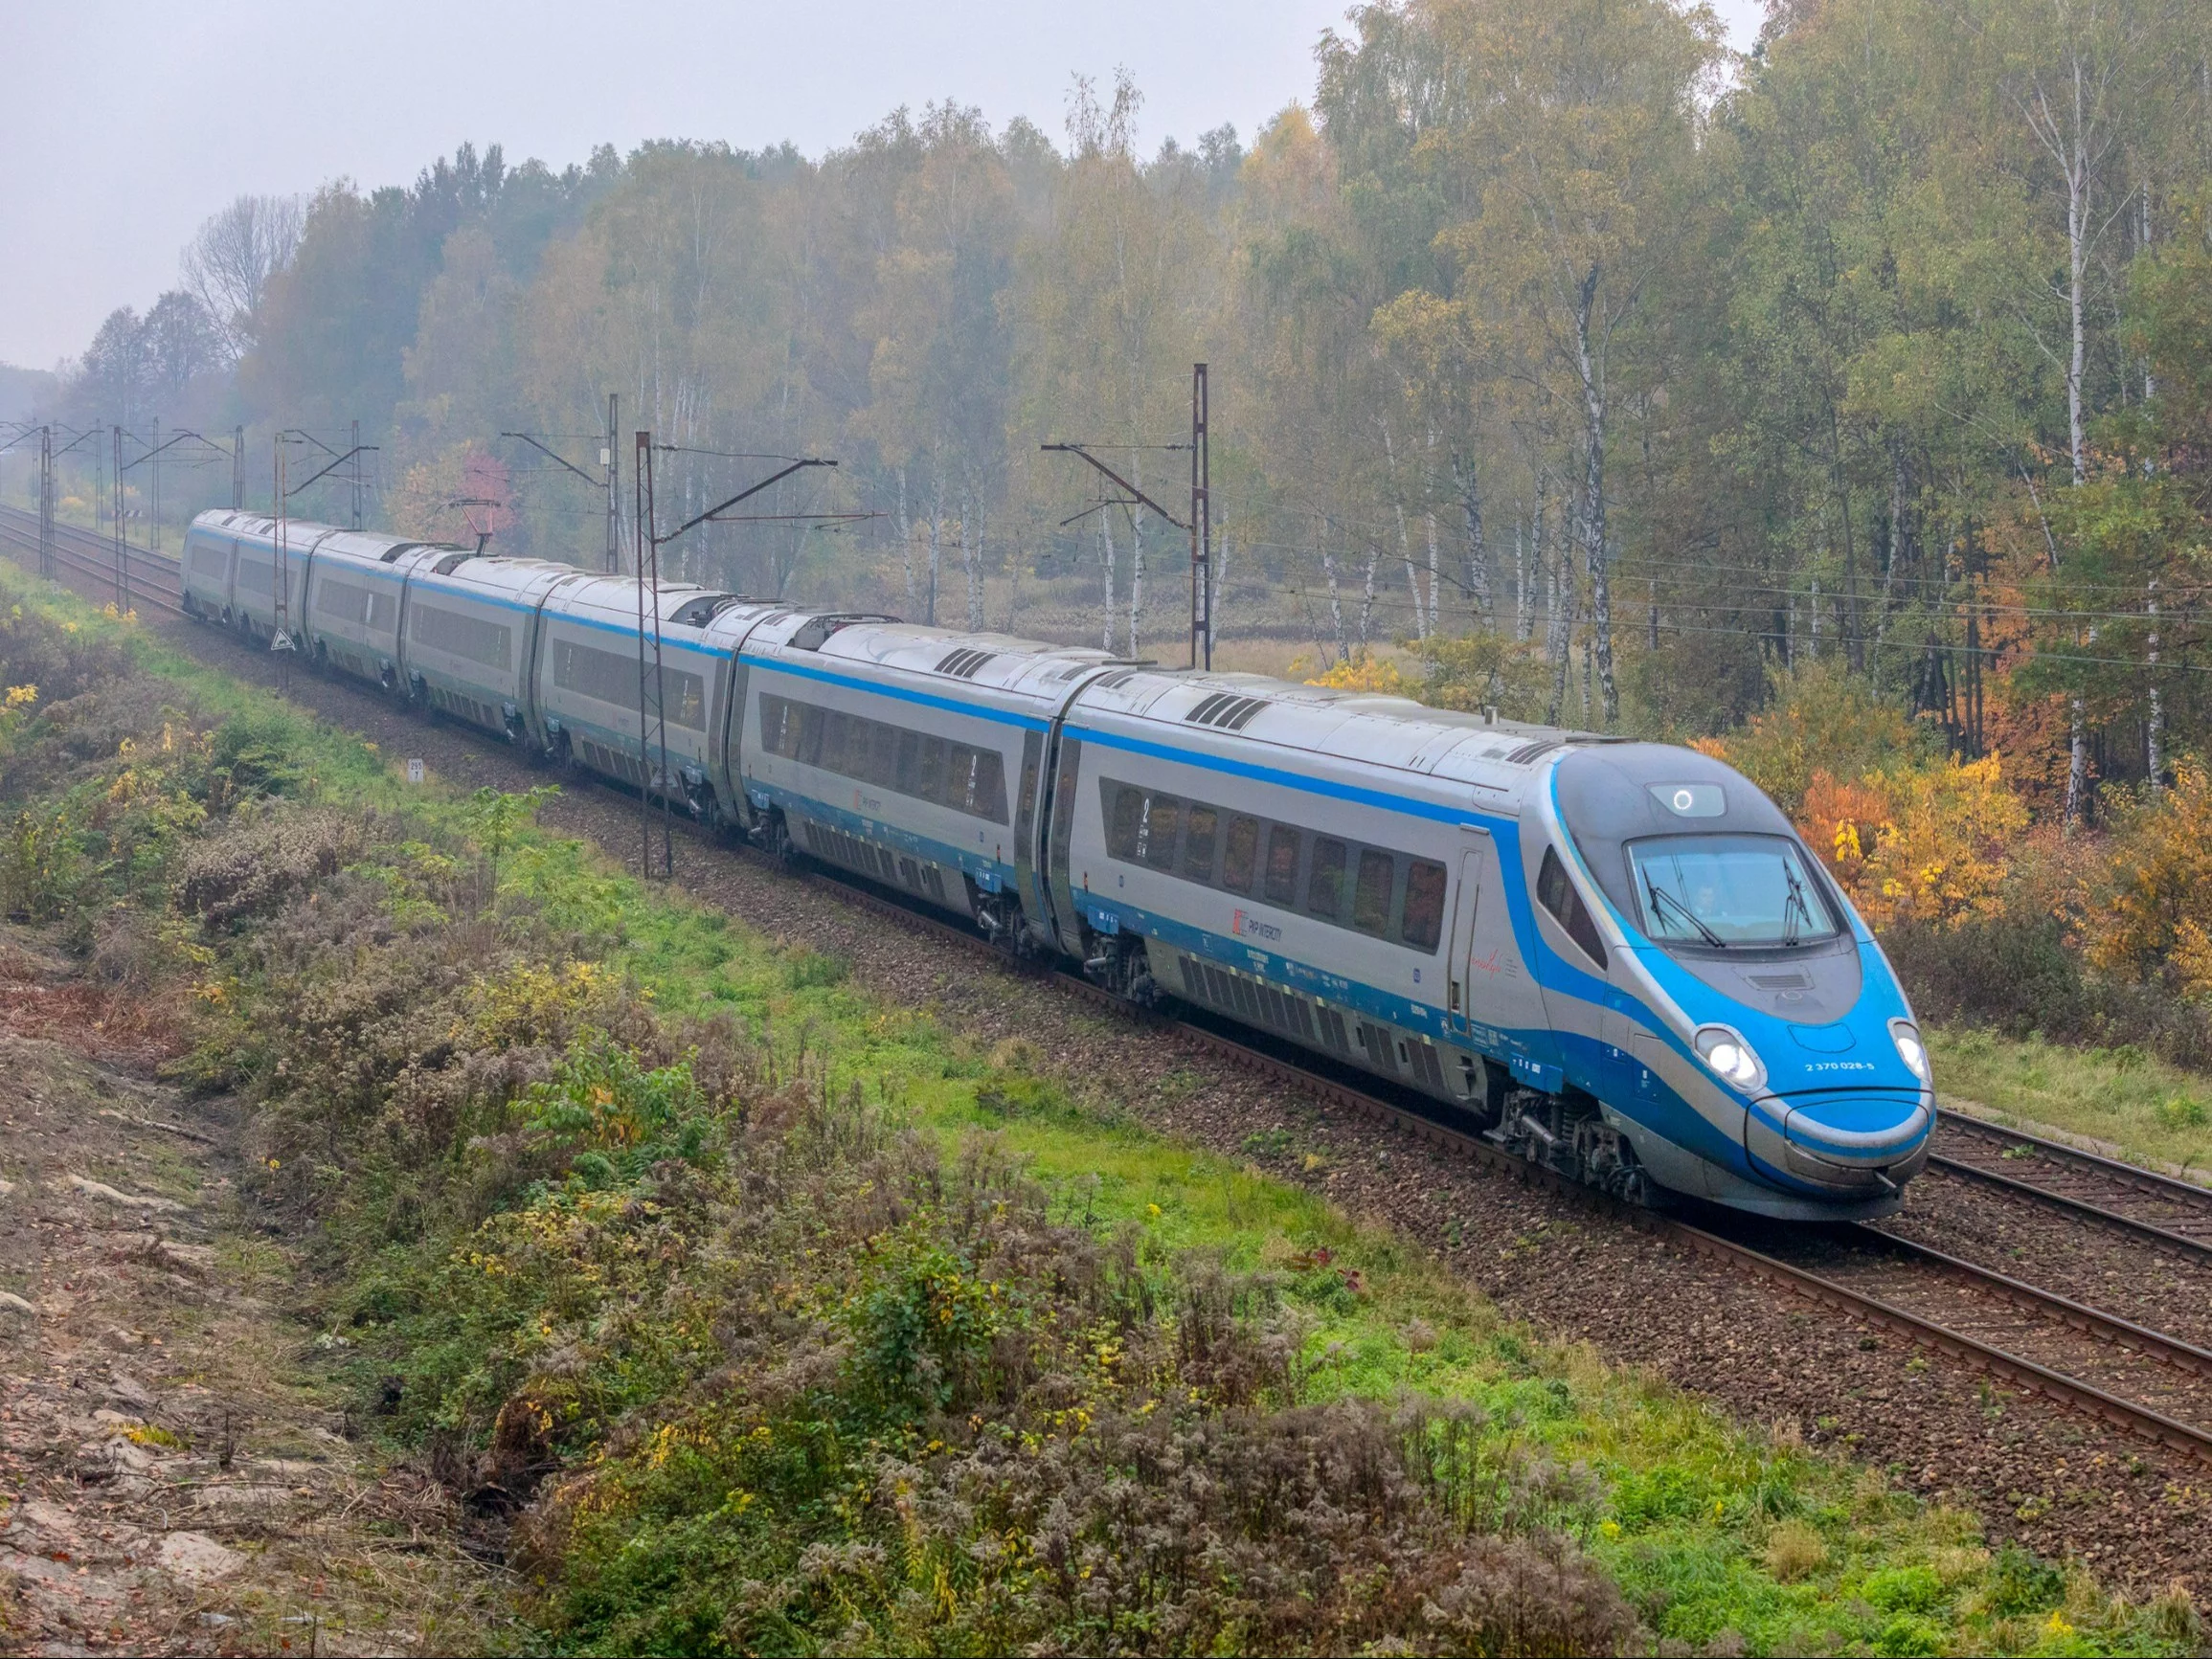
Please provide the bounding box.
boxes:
[1798,753,2028,931]
[1301,647,1412,694]
[2080,761,2212,998]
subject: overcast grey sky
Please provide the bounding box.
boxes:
[0,0,1765,370]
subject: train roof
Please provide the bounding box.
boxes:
[756,611,1628,790]
[1070,661,1627,789]
[191,509,471,563]
[803,620,1130,702]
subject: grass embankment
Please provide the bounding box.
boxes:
[1,568,2201,1656]
[1930,1030,2212,1182]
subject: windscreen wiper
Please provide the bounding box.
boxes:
[1782,863,1813,948]
[1646,880,1726,949]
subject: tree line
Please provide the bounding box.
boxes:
[20,0,2212,815]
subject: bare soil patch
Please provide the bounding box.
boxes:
[0,928,502,1656]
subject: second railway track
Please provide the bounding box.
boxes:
[7,499,2212,1472]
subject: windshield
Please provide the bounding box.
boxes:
[1627,835,1839,949]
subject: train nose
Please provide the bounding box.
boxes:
[1749,1088,1931,1193]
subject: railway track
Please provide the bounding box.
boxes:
[1927,1111,2212,1261]
[7,499,2212,1470]
[0,504,186,616]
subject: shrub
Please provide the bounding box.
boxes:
[2156,1093,2209,1130]
[1692,660,1935,818]
[1763,1519,1828,1582]
[175,805,369,930]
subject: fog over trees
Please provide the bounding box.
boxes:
[16,0,2212,805]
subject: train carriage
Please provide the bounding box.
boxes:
[1048,665,1932,1219]
[301,530,447,691]
[536,577,767,812]
[180,514,245,623]
[397,554,580,742]
[1050,672,1546,1111]
[736,617,1117,931]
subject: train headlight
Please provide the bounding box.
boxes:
[1694,1025,1766,1092]
[1889,1020,1931,1085]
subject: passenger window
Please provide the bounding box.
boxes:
[917,736,947,804]
[1352,849,1394,935]
[869,722,898,786]
[894,729,921,794]
[1108,785,1144,860]
[1141,796,1182,868]
[1222,815,1258,892]
[798,704,825,766]
[1402,859,1447,951]
[824,711,849,768]
[1263,826,1301,906]
[1183,806,1219,882]
[1537,846,1609,968]
[973,750,1007,822]
[1306,838,1346,918]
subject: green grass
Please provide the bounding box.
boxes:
[1930,1025,2212,1182]
[4,558,2201,1655]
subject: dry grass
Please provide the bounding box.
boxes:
[1762,1519,1829,1582]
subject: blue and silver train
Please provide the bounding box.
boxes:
[182,508,1935,1219]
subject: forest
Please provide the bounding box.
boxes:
[16,0,2212,820]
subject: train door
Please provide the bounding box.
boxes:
[1013,729,1045,922]
[1449,830,1526,1035]
[1041,734,1085,953]
[1444,833,1488,1043]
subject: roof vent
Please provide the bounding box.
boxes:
[789,612,898,652]
[1092,668,1145,691]
[670,594,739,628]
[1185,692,1269,730]
[935,647,996,679]
[1503,739,1561,765]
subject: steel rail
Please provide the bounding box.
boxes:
[0,505,185,614]
[1937,1111,2212,1216]
[1853,1226,2212,1381]
[1923,1148,2212,1265]
[7,498,2209,1467]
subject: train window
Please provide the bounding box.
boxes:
[759,693,1010,823]
[1108,785,1145,860]
[1263,826,1301,906]
[413,605,512,671]
[1223,816,1258,892]
[1402,860,1447,951]
[972,749,1008,820]
[558,639,707,730]
[1537,846,1609,968]
[1183,806,1219,882]
[1141,796,1182,868]
[1306,838,1346,918]
[1352,849,1394,935]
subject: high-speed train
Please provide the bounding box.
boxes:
[181,507,1934,1219]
